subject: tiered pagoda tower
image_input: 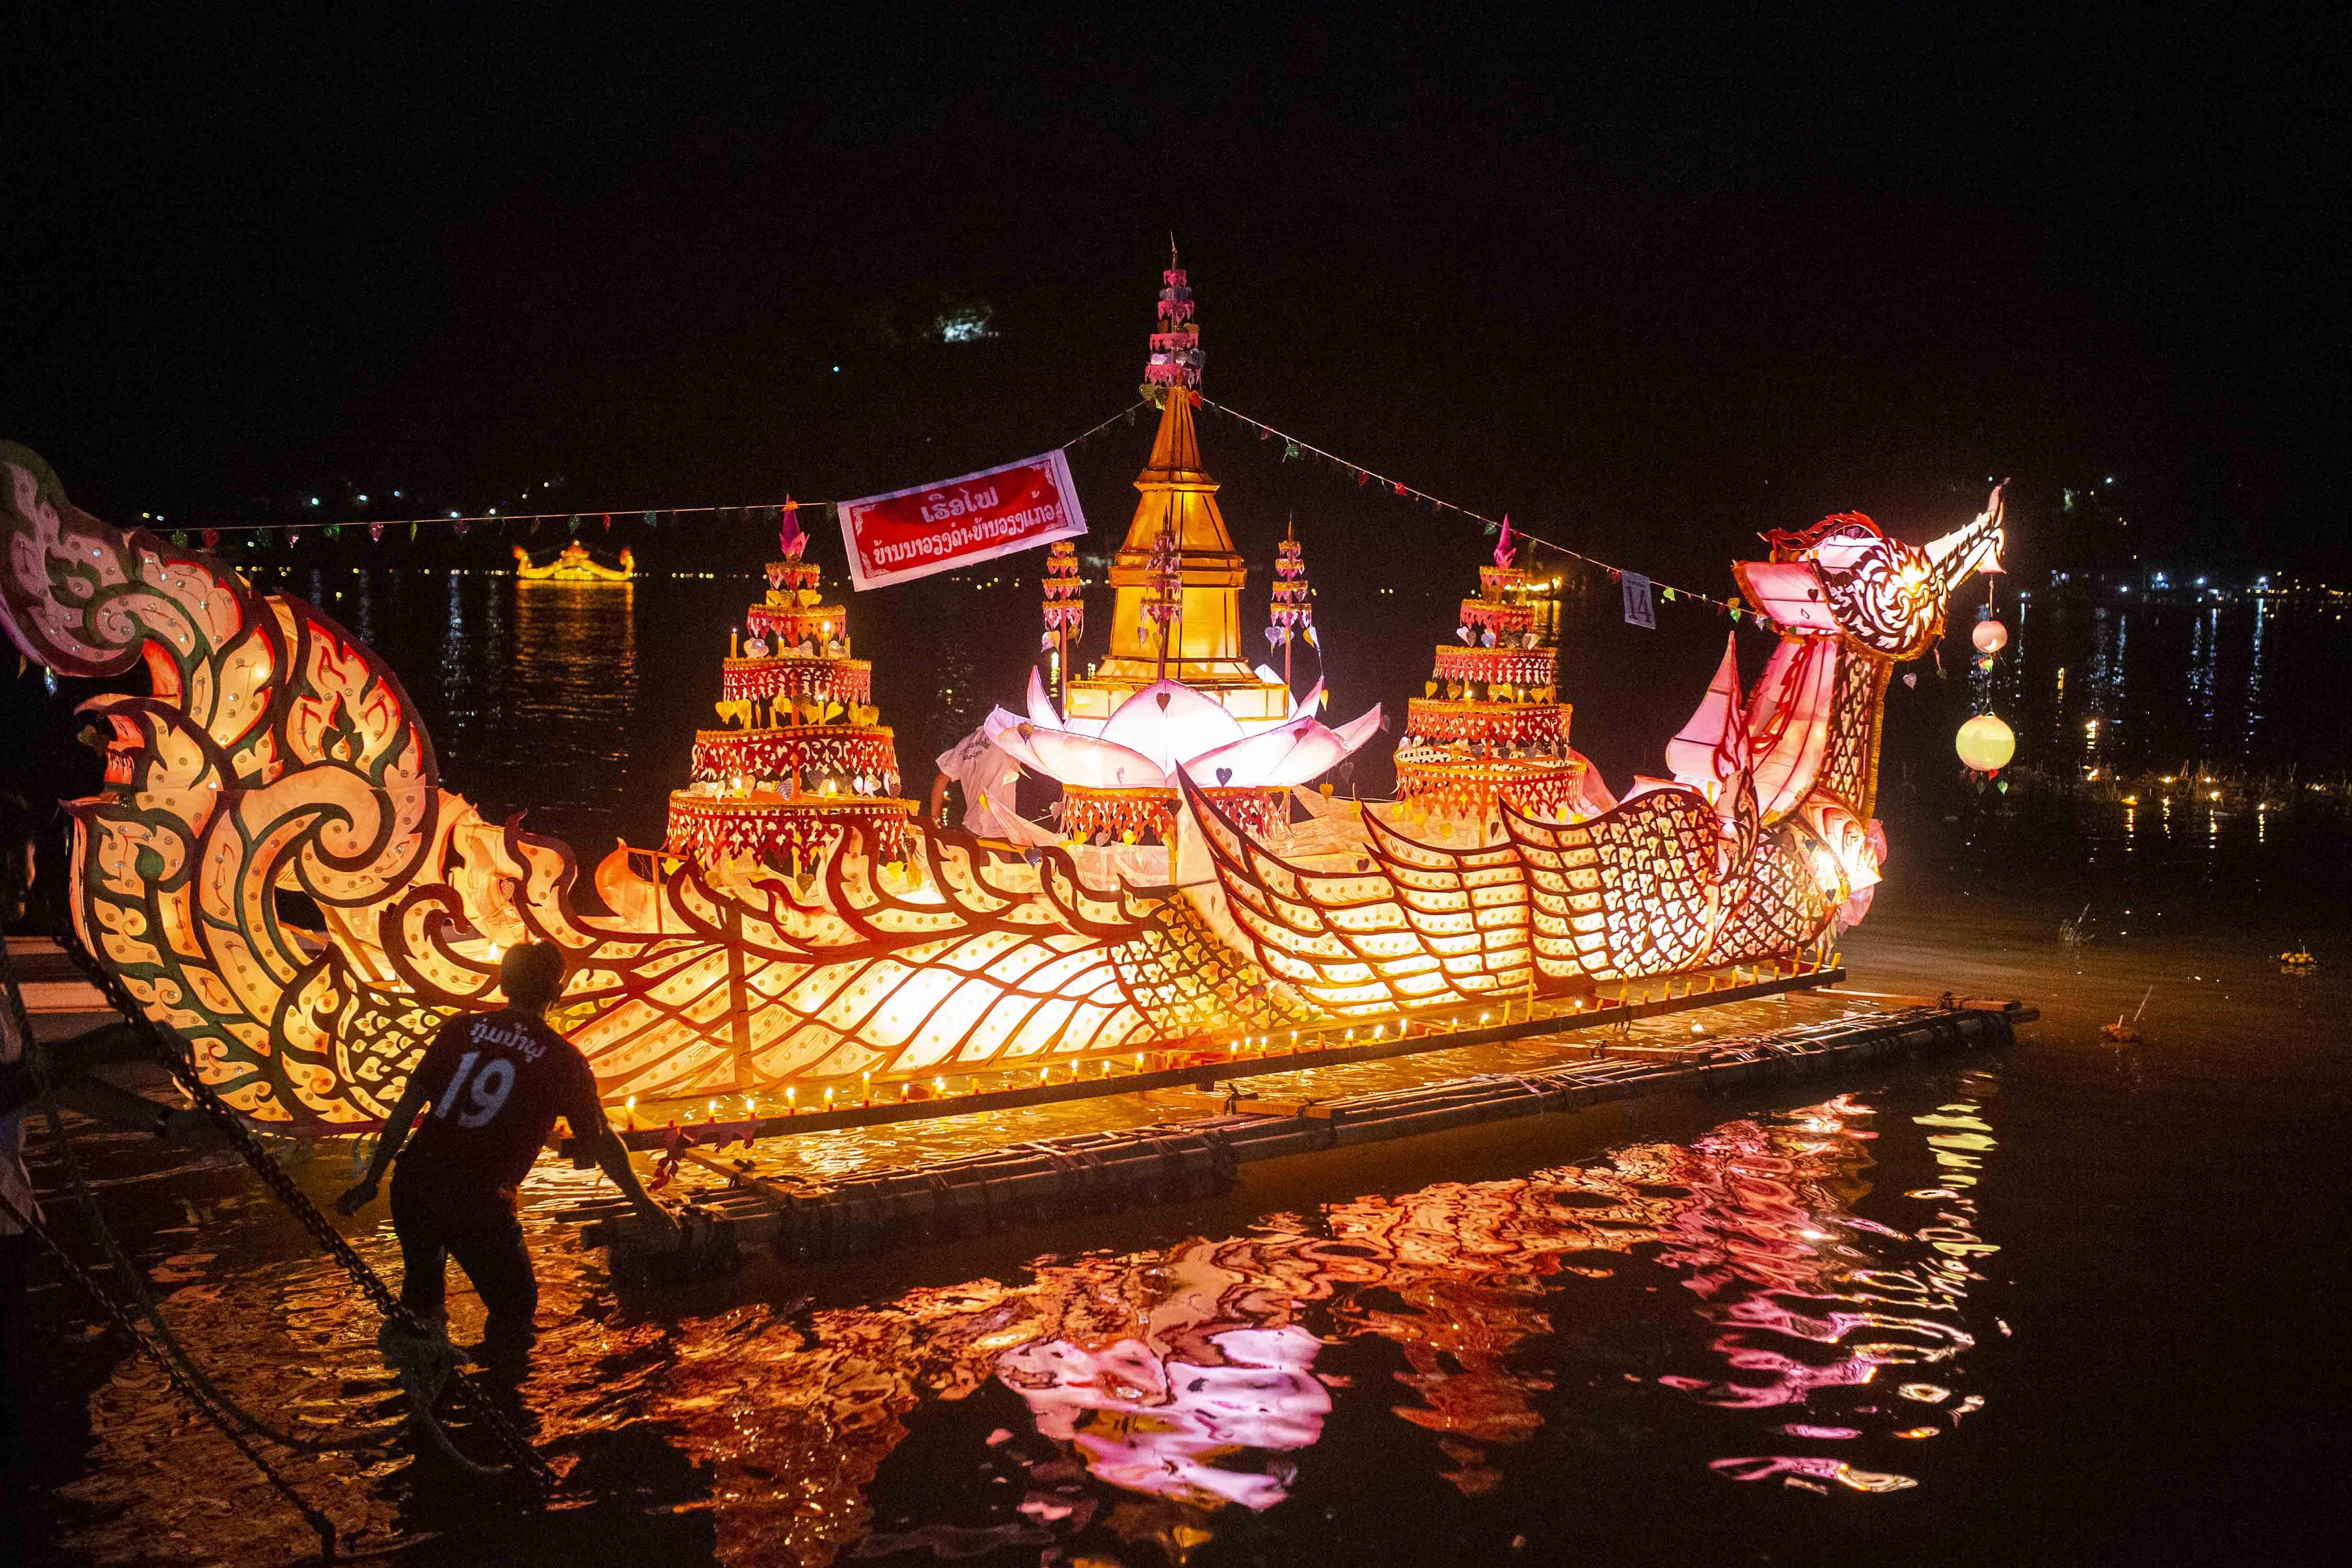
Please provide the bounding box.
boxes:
[1393,524,1583,825]
[1065,258,1290,725]
[665,525,917,871]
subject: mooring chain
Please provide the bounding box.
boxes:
[0,1183,341,1560]
[55,927,556,1492]
[39,1094,403,1455]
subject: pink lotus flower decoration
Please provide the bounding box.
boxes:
[983,671,1382,794]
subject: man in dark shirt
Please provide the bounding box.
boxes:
[336,943,671,1378]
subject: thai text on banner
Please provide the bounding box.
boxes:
[837,449,1087,591]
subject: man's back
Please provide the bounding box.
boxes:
[401,1009,601,1199]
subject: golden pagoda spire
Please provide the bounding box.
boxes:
[1063,256,1288,723]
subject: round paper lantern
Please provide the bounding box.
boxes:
[1955,713,2016,774]
[1972,619,2009,654]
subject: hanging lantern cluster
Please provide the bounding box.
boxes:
[1266,517,1316,652]
[1971,615,2008,674]
[1144,528,1182,636]
[1040,539,1085,647]
[1139,247,1204,406]
[1955,712,2016,777]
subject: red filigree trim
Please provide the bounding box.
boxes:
[720,656,873,706]
[690,725,901,790]
[1394,753,1585,821]
[1403,700,1570,750]
[664,791,915,868]
[1429,645,1558,688]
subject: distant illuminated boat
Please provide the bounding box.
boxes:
[514,539,634,581]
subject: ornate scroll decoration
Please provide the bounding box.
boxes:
[5,442,459,1123]
[0,443,1205,1126]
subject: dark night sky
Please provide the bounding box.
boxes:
[4,9,2343,581]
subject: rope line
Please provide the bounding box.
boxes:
[173,402,1151,538]
[1195,395,1749,616]
[39,1094,405,1455]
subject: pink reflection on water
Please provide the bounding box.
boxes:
[42,1080,1995,1562]
[994,1325,1329,1511]
[1629,1093,1993,1488]
[1710,1454,1919,1492]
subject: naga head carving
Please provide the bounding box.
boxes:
[1742,484,2007,662]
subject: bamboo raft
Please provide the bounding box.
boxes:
[578,997,2030,1279]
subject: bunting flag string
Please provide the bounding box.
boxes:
[1196,395,1754,624]
[175,500,812,538]
[148,402,1149,545]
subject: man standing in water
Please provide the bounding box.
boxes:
[336,942,672,1381]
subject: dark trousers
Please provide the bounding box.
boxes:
[389,1169,537,1377]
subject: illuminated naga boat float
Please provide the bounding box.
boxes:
[0,305,2003,1141]
[512,538,635,582]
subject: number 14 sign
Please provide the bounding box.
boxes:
[1620,571,1656,629]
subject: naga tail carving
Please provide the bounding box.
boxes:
[4,441,457,1124]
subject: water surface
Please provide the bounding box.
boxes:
[16,566,2352,1565]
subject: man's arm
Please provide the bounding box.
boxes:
[335,1053,436,1215]
[593,1125,672,1226]
[562,1067,674,1232]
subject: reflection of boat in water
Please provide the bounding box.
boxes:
[513,539,634,581]
[665,1092,1984,1554]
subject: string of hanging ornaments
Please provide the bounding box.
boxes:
[147,395,1813,643]
[1957,574,2017,780]
[1193,397,1779,628]
[148,408,1156,550]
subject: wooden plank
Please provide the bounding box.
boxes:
[584,1004,2029,1260]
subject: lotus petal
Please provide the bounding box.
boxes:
[987,715,1171,791]
[1181,704,1384,789]
[1026,666,1063,728]
[1100,679,1247,775]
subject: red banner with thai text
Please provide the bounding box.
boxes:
[837,449,1087,591]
